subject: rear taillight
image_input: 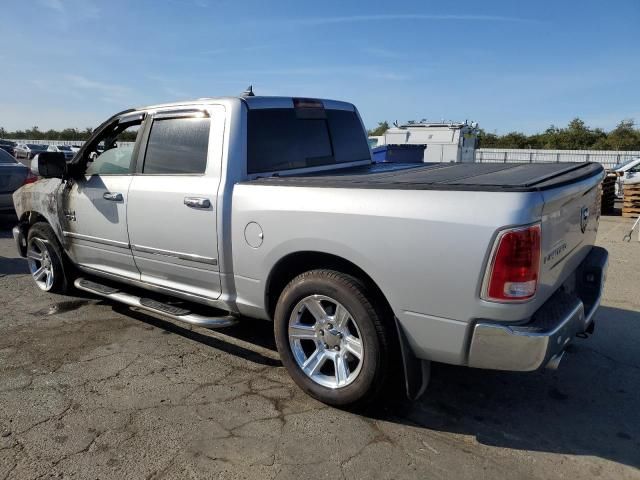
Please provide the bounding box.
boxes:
[483,224,541,302]
[22,171,38,185]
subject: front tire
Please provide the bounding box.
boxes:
[26,222,72,294]
[274,269,394,407]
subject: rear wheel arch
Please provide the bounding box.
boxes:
[265,251,394,322]
[266,251,430,402]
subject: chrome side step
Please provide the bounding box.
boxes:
[74,278,238,329]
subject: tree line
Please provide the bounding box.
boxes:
[3,117,640,150]
[368,118,640,150]
[0,126,137,142]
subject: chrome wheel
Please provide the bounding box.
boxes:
[288,295,364,389]
[27,237,55,291]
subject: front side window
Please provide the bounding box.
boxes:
[85,122,141,176]
[142,117,210,175]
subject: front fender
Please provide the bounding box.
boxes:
[13,178,66,244]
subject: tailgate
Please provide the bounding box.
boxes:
[538,168,603,296]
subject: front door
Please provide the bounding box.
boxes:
[63,116,144,280]
[126,108,223,299]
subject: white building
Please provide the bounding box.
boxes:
[375,121,479,163]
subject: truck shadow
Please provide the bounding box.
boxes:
[107,299,639,469]
[110,303,281,368]
[107,296,640,469]
[368,305,640,470]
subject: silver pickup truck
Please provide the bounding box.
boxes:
[12,95,608,407]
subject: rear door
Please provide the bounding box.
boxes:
[127,107,224,300]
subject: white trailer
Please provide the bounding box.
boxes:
[380,121,479,163]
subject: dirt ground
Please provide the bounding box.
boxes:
[0,213,639,479]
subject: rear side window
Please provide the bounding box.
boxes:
[247,108,370,174]
[143,117,210,174]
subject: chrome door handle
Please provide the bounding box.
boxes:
[103,192,123,201]
[184,197,211,209]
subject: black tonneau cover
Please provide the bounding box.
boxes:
[244,162,604,192]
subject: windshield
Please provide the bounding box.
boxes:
[247,107,371,174]
[27,144,47,150]
[614,157,640,170]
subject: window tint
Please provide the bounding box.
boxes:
[143,117,210,174]
[247,108,370,174]
[326,110,371,164]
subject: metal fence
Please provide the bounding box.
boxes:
[7,139,135,148]
[475,149,640,170]
[7,140,640,171]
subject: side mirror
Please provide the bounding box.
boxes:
[32,152,66,178]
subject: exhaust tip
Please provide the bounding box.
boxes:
[546,351,565,370]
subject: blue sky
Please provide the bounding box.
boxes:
[1,0,638,133]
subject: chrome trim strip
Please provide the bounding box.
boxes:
[63,231,130,249]
[154,109,209,120]
[76,264,226,307]
[132,244,217,265]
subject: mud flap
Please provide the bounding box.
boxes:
[394,318,430,400]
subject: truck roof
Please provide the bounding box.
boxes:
[135,96,356,112]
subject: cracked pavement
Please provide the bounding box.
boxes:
[0,214,639,479]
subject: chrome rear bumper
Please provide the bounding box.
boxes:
[468,246,608,371]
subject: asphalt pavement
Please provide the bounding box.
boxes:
[0,213,639,479]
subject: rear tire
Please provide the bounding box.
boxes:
[274,269,394,407]
[26,222,73,294]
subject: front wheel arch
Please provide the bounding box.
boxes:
[25,221,74,294]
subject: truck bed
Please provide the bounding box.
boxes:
[245,162,604,192]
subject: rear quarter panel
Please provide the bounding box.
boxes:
[231,184,546,364]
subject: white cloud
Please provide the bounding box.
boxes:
[267,14,541,27]
[363,47,406,60]
[65,75,132,100]
[39,0,64,12]
[38,0,100,21]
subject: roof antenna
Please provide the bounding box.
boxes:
[241,85,255,97]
